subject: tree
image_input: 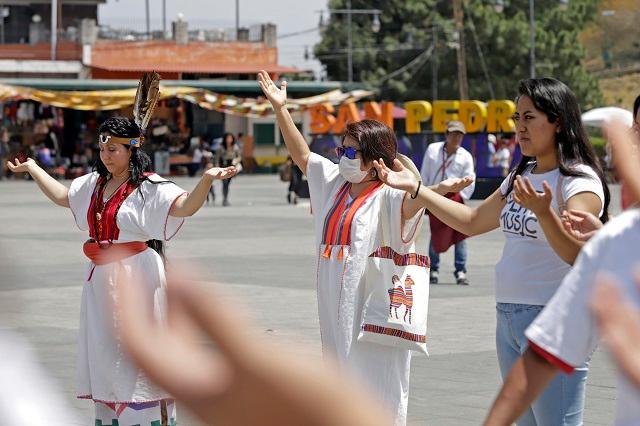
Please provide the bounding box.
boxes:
[314,0,602,108]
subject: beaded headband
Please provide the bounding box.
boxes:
[98,134,143,148]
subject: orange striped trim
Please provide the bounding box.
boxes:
[337,181,383,246]
[320,181,383,260]
[323,183,350,247]
[369,247,430,267]
[362,324,426,343]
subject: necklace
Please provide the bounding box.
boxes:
[92,177,133,245]
[95,178,129,221]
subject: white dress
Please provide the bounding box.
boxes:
[307,153,423,425]
[68,172,186,404]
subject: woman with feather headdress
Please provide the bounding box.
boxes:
[7,72,236,425]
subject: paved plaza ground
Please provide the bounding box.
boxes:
[0,174,619,425]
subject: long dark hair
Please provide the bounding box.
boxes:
[505,78,610,223]
[222,132,236,149]
[94,116,169,260]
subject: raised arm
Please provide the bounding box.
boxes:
[258,70,310,174]
[372,158,504,236]
[169,166,236,217]
[7,157,69,208]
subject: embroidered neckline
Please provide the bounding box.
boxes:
[320,180,383,259]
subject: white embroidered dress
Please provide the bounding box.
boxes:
[307,153,423,425]
[67,172,186,404]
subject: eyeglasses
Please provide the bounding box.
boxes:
[335,146,362,160]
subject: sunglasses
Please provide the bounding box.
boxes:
[335,146,362,160]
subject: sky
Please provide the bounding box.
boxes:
[98,0,328,78]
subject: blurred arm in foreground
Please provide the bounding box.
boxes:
[116,266,391,426]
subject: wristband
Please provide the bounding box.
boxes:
[411,181,421,199]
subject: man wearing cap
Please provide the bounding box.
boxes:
[420,120,475,285]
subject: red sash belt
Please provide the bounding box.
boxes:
[83,240,148,265]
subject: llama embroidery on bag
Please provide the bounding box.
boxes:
[387,274,415,324]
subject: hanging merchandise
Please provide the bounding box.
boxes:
[0,83,373,117]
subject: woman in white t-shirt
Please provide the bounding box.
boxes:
[481,121,640,426]
[372,78,610,425]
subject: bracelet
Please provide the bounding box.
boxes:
[411,181,421,199]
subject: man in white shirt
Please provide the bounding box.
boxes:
[420,121,476,285]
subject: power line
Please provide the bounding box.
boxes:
[277,27,319,39]
[378,45,434,83]
[463,1,495,98]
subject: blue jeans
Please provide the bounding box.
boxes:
[429,239,466,273]
[496,303,589,426]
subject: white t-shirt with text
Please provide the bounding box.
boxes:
[495,162,604,305]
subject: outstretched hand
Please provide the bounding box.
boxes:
[561,209,603,242]
[204,166,237,180]
[436,176,474,195]
[7,157,36,174]
[513,176,553,216]
[258,70,288,110]
[372,158,417,193]
[590,271,640,388]
[115,265,391,426]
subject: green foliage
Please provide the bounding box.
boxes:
[314,0,603,107]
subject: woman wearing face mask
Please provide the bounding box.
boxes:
[258,71,470,425]
[372,78,610,426]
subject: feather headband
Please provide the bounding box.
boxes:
[131,71,161,146]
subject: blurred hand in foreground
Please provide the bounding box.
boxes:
[115,265,391,426]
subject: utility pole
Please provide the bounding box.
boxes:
[145,0,150,39]
[235,0,239,40]
[162,0,166,38]
[431,25,438,101]
[452,0,469,99]
[51,0,57,60]
[321,4,380,83]
[346,0,353,82]
[529,0,536,78]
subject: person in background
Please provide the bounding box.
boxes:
[283,155,304,205]
[239,133,257,174]
[216,132,242,206]
[188,136,206,177]
[0,127,9,180]
[36,145,55,169]
[205,161,216,205]
[420,120,476,285]
[493,135,512,177]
